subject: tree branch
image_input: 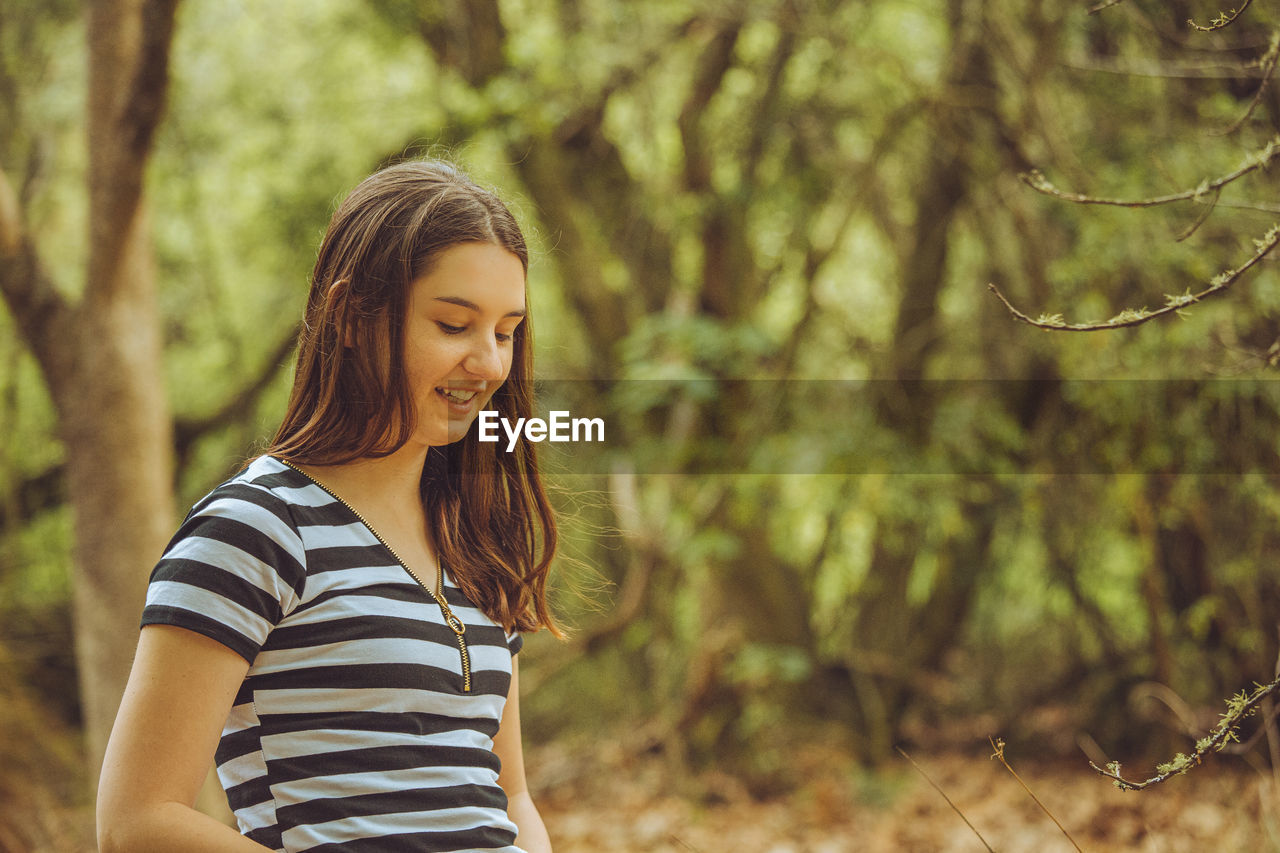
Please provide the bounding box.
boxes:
[572,15,701,128]
[988,221,1280,331]
[0,464,65,534]
[1090,672,1280,790]
[121,0,181,160]
[741,13,796,194]
[87,0,182,302]
[678,19,742,193]
[0,320,295,529]
[772,181,867,377]
[1063,54,1272,79]
[679,19,747,319]
[1200,198,1280,215]
[1215,28,1280,136]
[0,165,75,384]
[172,323,299,465]
[413,0,505,87]
[1189,1,1253,33]
[1173,187,1219,242]
[0,162,19,260]
[0,322,298,531]
[1087,0,1127,14]
[1020,135,1280,208]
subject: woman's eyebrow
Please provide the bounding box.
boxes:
[433,295,526,318]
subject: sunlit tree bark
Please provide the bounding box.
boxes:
[0,0,180,776]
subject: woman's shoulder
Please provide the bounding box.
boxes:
[148,456,313,658]
[169,456,321,556]
[187,455,324,520]
[175,455,357,559]
[200,454,299,500]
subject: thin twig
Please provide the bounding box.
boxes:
[1065,54,1273,79]
[1189,1,1254,33]
[897,747,995,852]
[1088,0,1127,14]
[988,221,1280,331]
[1020,135,1280,208]
[1260,641,1280,794]
[1209,199,1280,215]
[989,737,1084,853]
[1175,187,1220,242]
[1090,673,1280,790]
[1216,30,1280,136]
[1269,639,1280,792]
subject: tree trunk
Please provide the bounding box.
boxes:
[0,0,179,778]
[70,0,179,778]
[60,223,174,774]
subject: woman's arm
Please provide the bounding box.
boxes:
[97,624,272,852]
[494,657,553,853]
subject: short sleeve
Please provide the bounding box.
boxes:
[507,630,523,656]
[141,483,307,664]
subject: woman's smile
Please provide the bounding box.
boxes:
[437,384,484,413]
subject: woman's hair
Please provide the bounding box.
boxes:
[268,159,559,636]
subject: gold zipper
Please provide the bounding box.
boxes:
[275,457,472,692]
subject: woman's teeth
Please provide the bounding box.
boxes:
[439,388,478,404]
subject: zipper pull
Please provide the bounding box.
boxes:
[443,610,467,635]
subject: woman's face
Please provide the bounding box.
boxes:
[402,241,526,447]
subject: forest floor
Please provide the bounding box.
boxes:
[531,730,1280,853]
[5,723,1279,852]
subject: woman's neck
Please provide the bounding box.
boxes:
[292,442,429,522]
[286,443,444,589]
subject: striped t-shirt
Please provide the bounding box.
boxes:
[142,455,526,853]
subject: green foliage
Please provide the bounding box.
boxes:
[150,0,441,498]
[0,506,72,610]
[0,5,82,604]
[4,0,1280,789]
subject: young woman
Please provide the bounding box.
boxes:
[97,160,559,853]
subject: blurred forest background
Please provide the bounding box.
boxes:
[4,0,1280,850]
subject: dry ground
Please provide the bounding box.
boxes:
[533,734,1280,853]
[4,727,1277,851]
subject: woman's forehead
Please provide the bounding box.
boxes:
[409,243,527,311]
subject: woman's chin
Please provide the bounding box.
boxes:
[422,415,478,447]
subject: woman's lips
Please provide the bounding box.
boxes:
[437,386,481,414]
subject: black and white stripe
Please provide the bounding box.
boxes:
[142,456,524,853]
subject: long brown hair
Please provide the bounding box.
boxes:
[268,159,559,636]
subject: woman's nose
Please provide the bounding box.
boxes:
[463,336,505,379]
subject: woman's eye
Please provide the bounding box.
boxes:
[495,332,513,343]
[437,322,465,335]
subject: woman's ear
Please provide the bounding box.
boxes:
[325,278,355,347]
